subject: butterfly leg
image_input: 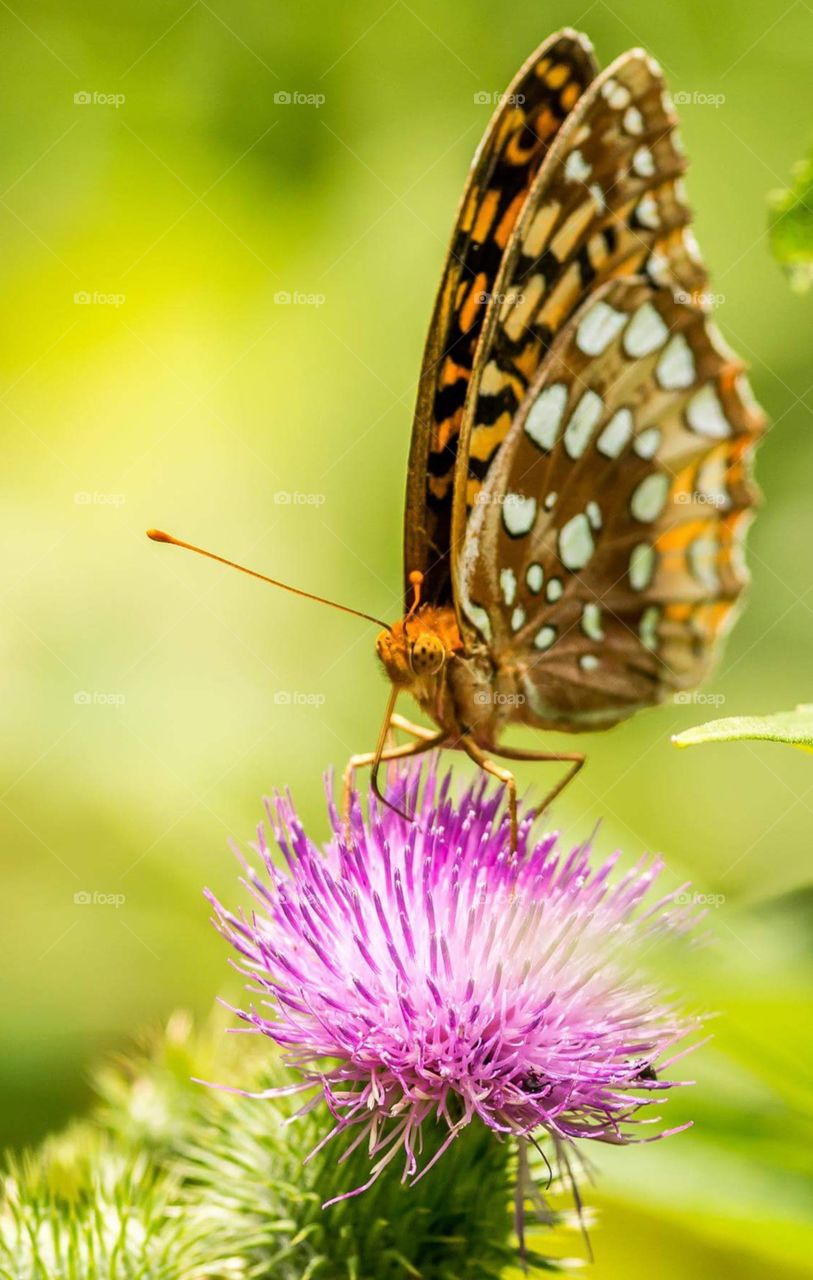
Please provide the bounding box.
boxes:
[389,713,439,742]
[459,737,519,852]
[342,733,447,834]
[488,744,585,818]
[382,712,435,755]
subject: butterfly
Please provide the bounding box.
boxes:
[149,29,765,844]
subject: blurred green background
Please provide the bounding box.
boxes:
[2,0,812,1273]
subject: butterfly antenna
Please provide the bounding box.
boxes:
[146,530,392,631]
[406,569,423,618]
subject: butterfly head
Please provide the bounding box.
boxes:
[375,607,462,689]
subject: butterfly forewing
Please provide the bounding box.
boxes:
[457,277,766,728]
[404,30,598,607]
[450,49,708,572]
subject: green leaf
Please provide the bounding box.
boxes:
[769,151,813,292]
[672,705,813,751]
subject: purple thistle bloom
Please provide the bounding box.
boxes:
[208,762,703,1204]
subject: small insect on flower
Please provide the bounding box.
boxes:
[207,762,704,1226]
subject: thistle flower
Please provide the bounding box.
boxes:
[208,763,703,1208]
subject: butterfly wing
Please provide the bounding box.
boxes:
[404,29,598,608]
[450,48,707,565]
[456,277,766,729]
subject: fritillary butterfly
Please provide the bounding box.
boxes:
[376,29,764,839]
[150,29,766,843]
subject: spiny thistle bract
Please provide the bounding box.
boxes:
[182,1078,524,1278]
[0,1121,244,1280]
[209,762,704,1220]
[3,1013,581,1279]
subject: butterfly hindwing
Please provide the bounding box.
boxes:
[451,49,708,569]
[457,277,766,729]
[404,29,598,607]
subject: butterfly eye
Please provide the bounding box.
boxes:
[409,633,445,676]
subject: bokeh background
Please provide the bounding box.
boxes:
[2,0,812,1274]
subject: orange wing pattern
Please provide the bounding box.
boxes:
[404,30,597,607]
